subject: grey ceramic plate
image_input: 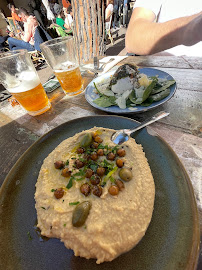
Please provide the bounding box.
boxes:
[0,116,200,270]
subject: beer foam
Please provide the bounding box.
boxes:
[54,61,78,73]
[8,71,40,93]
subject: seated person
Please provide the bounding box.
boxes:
[105,0,114,33]
[7,7,38,51]
[105,0,114,23]
[62,0,71,14]
[8,4,22,26]
[126,0,202,56]
[64,5,73,31]
[54,5,69,30]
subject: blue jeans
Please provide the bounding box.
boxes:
[8,37,35,51]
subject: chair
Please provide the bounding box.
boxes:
[105,15,114,45]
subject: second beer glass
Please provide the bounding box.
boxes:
[40,36,83,96]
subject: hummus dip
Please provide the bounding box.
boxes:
[35,127,155,264]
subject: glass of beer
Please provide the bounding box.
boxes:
[0,50,51,116]
[40,36,83,96]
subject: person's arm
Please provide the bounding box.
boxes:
[125,7,202,55]
[21,21,32,42]
[63,20,70,29]
[65,17,71,29]
[105,6,113,21]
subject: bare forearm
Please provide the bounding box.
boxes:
[126,12,202,55]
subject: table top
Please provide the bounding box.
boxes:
[0,55,201,268]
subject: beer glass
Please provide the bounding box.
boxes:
[40,36,83,96]
[0,50,51,116]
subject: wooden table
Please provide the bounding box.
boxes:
[0,55,201,268]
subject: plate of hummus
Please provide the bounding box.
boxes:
[0,116,199,270]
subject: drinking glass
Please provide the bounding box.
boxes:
[40,36,84,96]
[0,50,51,116]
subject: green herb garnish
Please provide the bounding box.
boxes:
[51,189,56,192]
[27,231,33,240]
[66,177,73,189]
[109,176,115,183]
[69,201,80,206]
[41,207,46,210]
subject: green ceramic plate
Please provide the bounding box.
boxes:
[0,116,200,270]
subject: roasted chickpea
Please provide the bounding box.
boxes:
[108,185,119,196]
[90,152,98,161]
[75,160,85,169]
[115,179,125,191]
[90,175,101,185]
[96,167,105,176]
[92,131,98,139]
[77,147,85,154]
[90,142,99,149]
[94,136,103,143]
[97,149,104,156]
[116,159,124,168]
[117,148,126,157]
[80,183,91,196]
[92,185,102,197]
[54,188,64,199]
[54,161,65,169]
[61,168,71,177]
[107,152,116,161]
[85,168,94,178]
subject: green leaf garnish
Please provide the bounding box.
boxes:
[69,201,80,206]
[94,82,103,96]
[41,207,46,210]
[151,80,175,94]
[94,96,116,108]
[73,170,85,177]
[105,166,118,180]
[65,160,69,166]
[27,231,33,240]
[135,80,156,105]
[89,163,98,172]
[66,177,73,189]
[51,189,56,192]
[109,176,115,183]
[97,144,105,149]
[111,145,119,153]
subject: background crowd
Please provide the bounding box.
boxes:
[1,0,201,57]
[0,0,134,53]
[0,0,73,52]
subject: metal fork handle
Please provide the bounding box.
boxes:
[98,58,115,70]
[125,111,170,136]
